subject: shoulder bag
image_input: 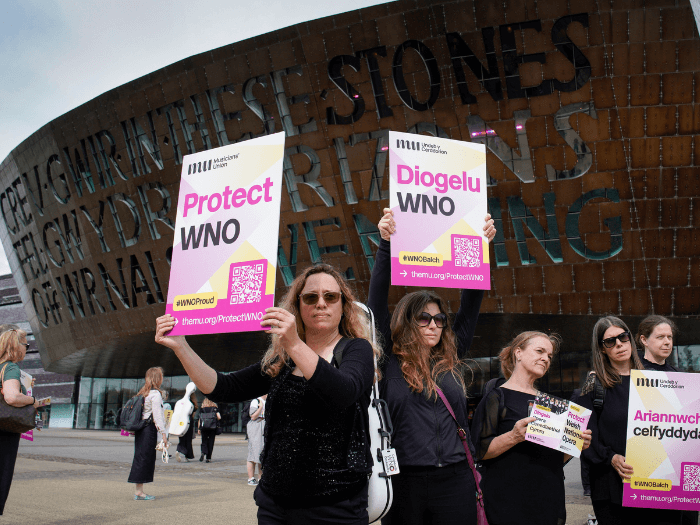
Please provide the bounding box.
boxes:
[435,386,488,525]
[0,362,37,434]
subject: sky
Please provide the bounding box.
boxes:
[0,0,392,275]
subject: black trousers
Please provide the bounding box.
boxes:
[593,499,683,525]
[0,432,20,515]
[200,429,216,459]
[381,460,477,525]
[255,483,369,525]
[128,423,157,484]
[176,417,194,459]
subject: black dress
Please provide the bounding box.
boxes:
[176,415,195,459]
[0,362,26,515]
[472,387,565,525]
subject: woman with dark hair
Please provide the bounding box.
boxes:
[471,331,591,525]
[128,366,168,500]
[0,325,39,516]
[636,315,678,372]
[175,392,197,462]
[155,263,378,524]
[367,208,495,525]
[573,316,683,525]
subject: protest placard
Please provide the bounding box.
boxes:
[525,392,591,457]
[388,131,489,289]
[623,370,700,511]
[165,132,285,336]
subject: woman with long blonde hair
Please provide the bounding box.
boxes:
[0,325,38,516]
[128,366,167,500]
[155,263,378,523]
[367,208,495,525]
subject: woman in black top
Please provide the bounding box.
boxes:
[367,208,495,525]
[198,398,220,463]
[573,316,679,525]
[636,315,679,372]
[155,263,377,524]
[471,332,591,525]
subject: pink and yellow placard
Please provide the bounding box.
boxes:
[165,132,285,336]
[388,131,489,289]
[623,370,700,511]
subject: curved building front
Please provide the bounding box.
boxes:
[0,0,698,399]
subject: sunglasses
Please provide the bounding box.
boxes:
[600,331,631,349]
[299,291,342,305]
[415,312,447,328]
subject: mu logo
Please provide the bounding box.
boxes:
[637,377,660,387]
[187,160,213,175]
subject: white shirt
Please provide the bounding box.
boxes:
[143,390,166,432]
[250,397,265,420]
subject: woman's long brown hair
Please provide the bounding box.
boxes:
[261,264,381,378]
[137,367,165,397]
[591,316,643,389]
[390,290,463,399]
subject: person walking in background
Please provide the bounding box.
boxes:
[198,398,221,463]
[367,209,496,525]
[471,332,591,525]
[155,263,378,524]
[0,325,40,516]
[128,366,168,501]
[247,394,266,484]
[175,392,197,462]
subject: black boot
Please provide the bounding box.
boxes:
[200,454,204,462]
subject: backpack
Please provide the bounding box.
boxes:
[120,395,150,432]
[334,302,394,524]
[200,411,218,430]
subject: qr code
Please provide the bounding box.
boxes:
[453,236,482,267]
[682,463,700,491]
[230,263,264,305]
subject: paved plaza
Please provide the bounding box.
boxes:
[4,429,594,524]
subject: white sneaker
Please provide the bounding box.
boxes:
[247,478,258,486]
[175,451,182,463]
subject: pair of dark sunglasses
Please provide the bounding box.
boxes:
[600,331,631,349]
[299,291,342,305]
[415,312,447,328]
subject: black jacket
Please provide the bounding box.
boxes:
[368,238,482,467]
[207,338,375,472]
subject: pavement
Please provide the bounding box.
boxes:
[4,429,595,525]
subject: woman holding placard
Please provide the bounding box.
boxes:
[367,208,495,525]
[576,316,683,525]
[471,332,592,525]
[155,264,378,524]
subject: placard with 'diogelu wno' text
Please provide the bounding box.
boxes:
[525,392,591,458]
[623,370,700,511]
[388,131,489,289]
[165,132,285,336]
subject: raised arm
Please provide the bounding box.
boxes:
[454,214,495,358]
[367,208,395,350]
[155,315,218,394]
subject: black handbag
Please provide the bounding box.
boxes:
[0,362,36,434]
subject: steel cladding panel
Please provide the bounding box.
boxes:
[0,0,698,377]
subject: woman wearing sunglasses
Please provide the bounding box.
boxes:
[573,316,661,525]
[155,263,379,524]
[367,208,495,525]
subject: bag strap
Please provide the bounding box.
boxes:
[435,386,485,510]
[593,374,606,414]
[0,361,9,388]
[331,337,350,368]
